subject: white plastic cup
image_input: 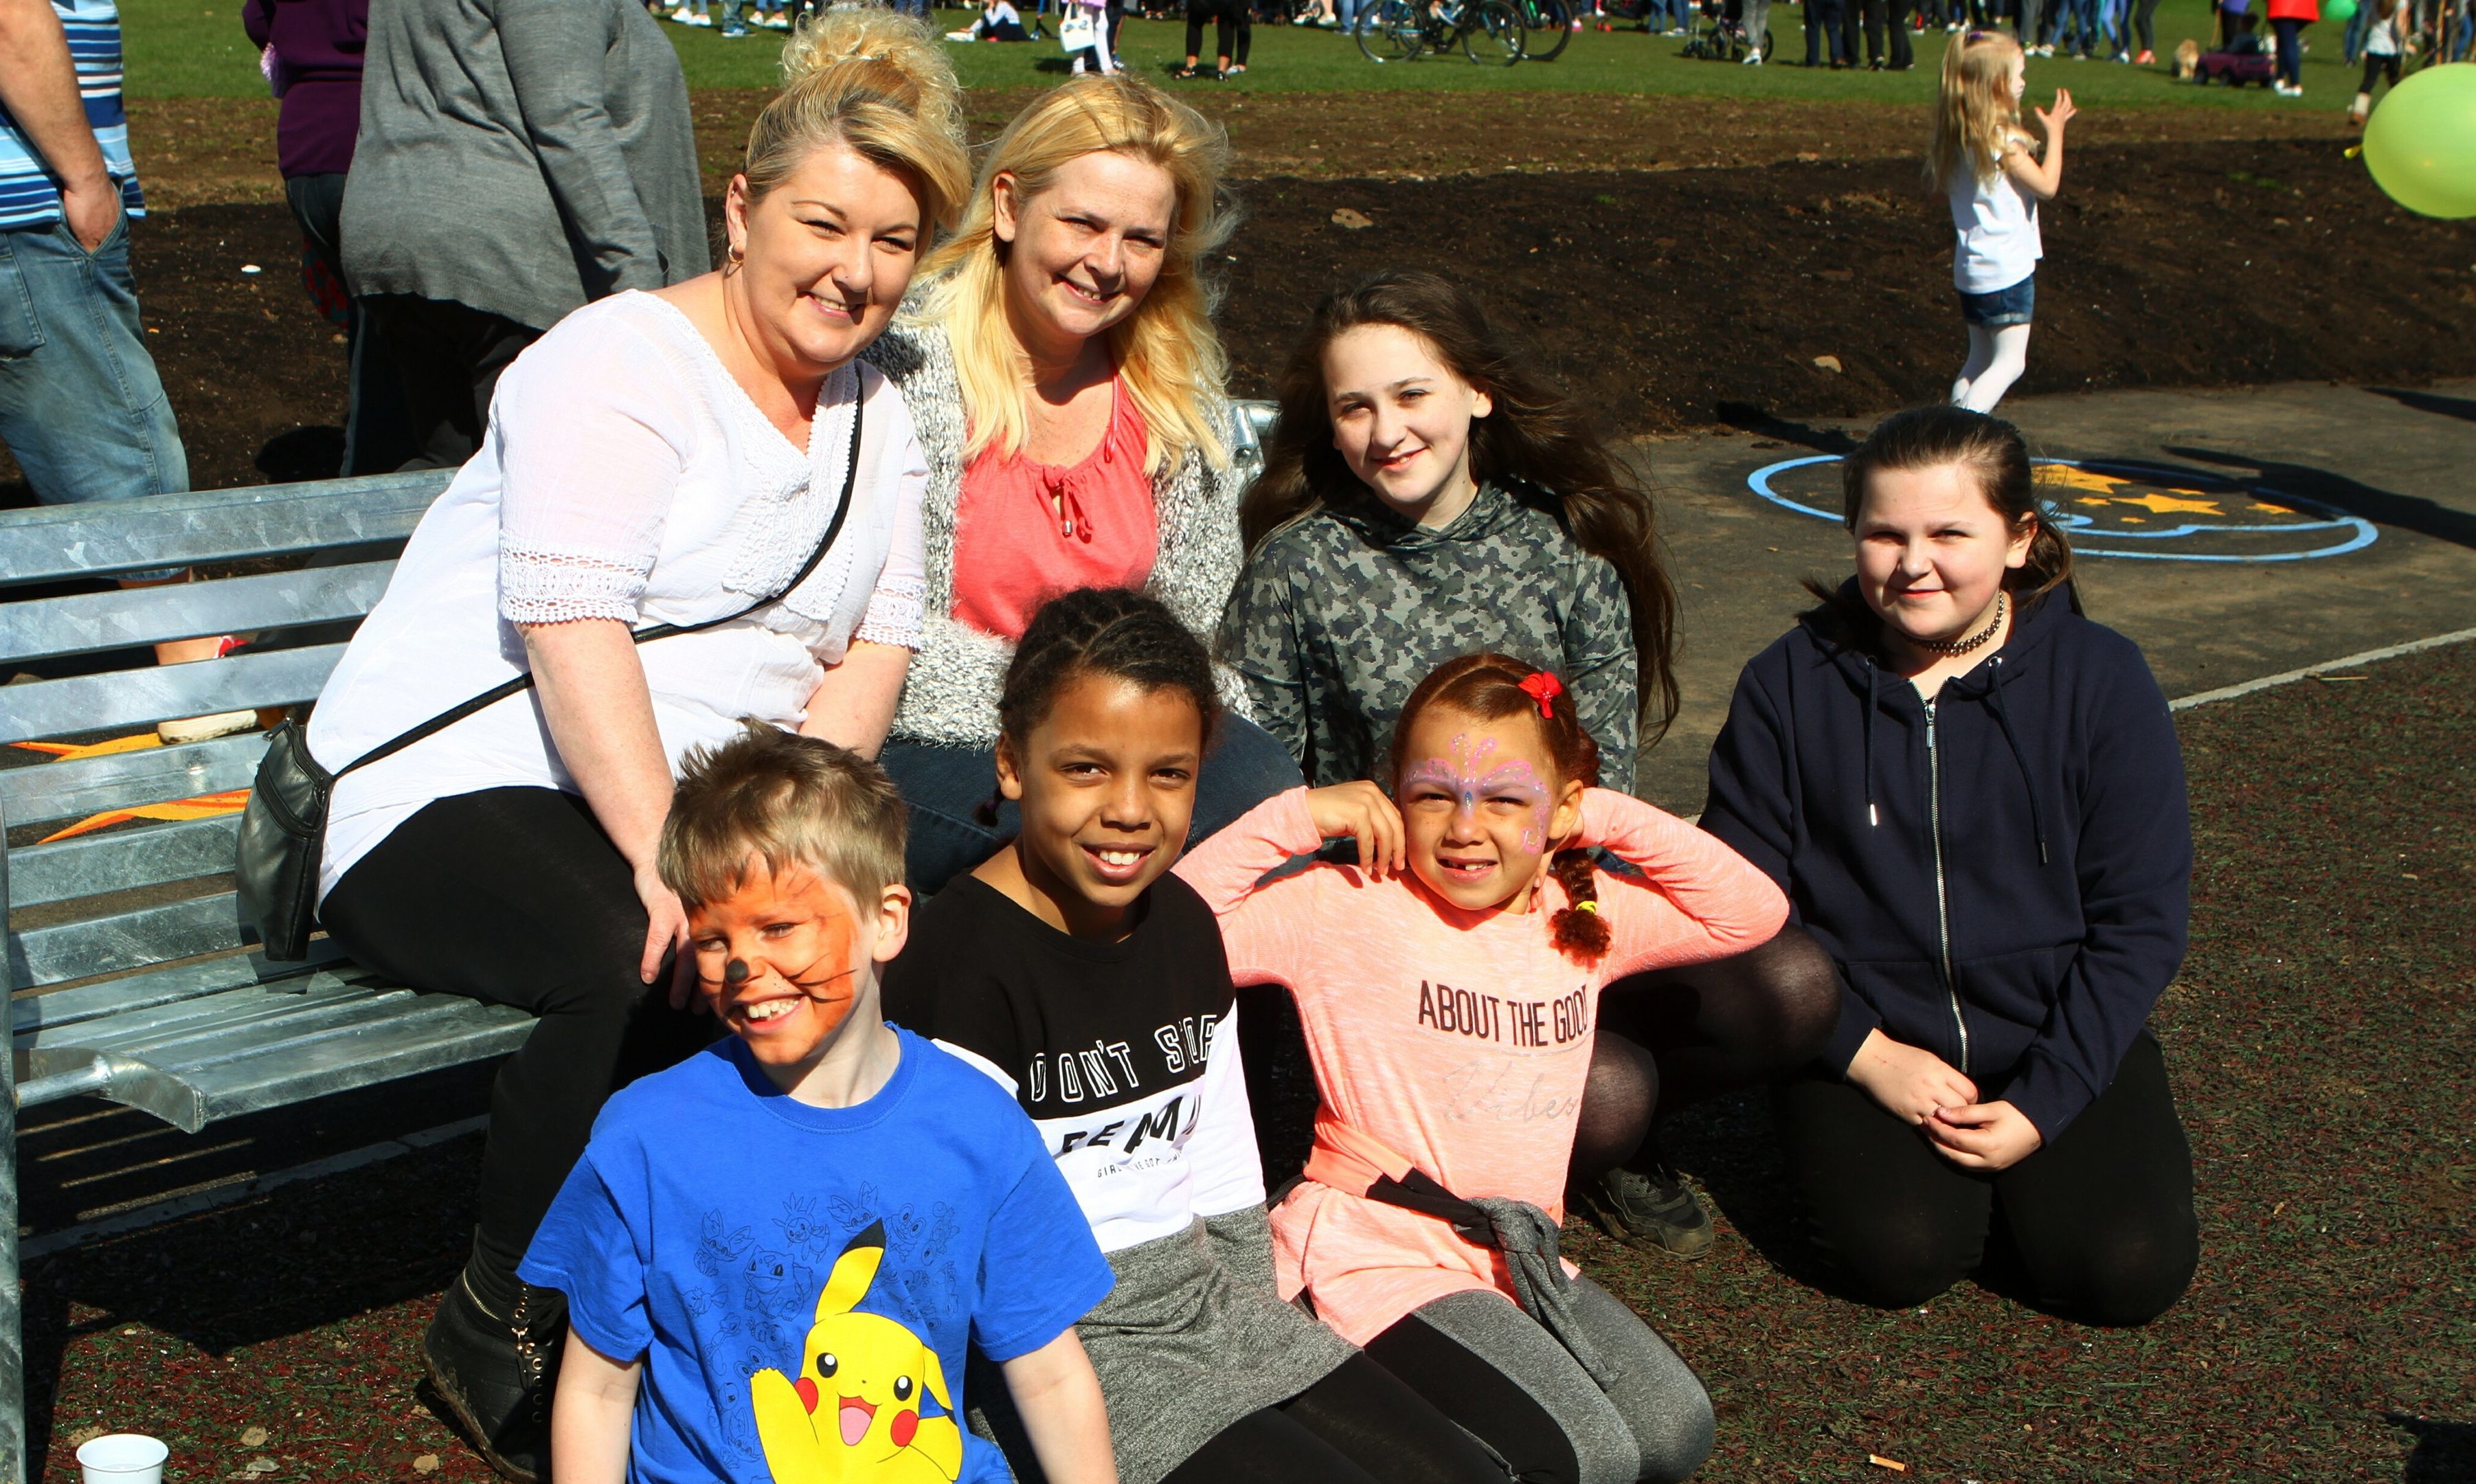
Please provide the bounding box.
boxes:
[76,1434,168,1484]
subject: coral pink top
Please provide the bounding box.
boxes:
[949,379,1156,642]
[1174,787,1788,1347]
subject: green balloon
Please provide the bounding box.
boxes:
[2363,63,2476,220]
[2323,0,2355,22]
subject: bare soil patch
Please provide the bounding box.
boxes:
[24,135,2462,502]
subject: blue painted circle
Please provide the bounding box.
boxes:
[1744,456,2379,563]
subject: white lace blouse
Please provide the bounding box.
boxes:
[308,291,928,901]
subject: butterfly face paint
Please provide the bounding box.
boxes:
[1397,717,1568,913]
[689,858,868,1072]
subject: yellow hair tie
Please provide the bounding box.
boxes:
[1573,900,1599,914]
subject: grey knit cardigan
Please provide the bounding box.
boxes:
[861,317,1259,748]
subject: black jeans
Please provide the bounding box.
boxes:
[1771,1029,2198,1326]
[1804,0,1851,61]
[2128,0,2159,49]
[1863,0,1913,61]
[1186,0,1252,61]
[321,787,714,1281]
[359,294,543,470]
[282,173,418,475]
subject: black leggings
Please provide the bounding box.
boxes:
[1160,1354,1503,1484]
[1771,1029,2198,1326]
[1571,925,1843,1179]
[321,787,712,1282]
[2129,0,2159,50]
[1862,0,1913,63]
[1185,0,1251,62]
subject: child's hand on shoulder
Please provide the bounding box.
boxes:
[1306,782,1405,878]
[2037,87,2076,132]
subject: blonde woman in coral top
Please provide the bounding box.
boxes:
[865,73,1299,894]
[1175,652,1789,1484]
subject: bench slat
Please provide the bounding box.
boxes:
[162,998,534,1130]
[12,947,339,1037]
[0,733,265,827]
[19,987,530,1131]
[0,561,395,666]
[0,644,341,744]
[0,472,448,586]
[21,972,390,1055]
[10,892,251,988]
[68,982,425,1069]
[10,814,240,907]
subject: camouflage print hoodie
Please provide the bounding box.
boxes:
[1218,481,1639,791]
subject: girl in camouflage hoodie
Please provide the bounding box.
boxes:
[1219,270,1839,1263]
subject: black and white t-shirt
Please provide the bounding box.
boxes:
[881,874,1266,1256]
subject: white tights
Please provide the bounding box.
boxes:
[1951,323,2032,414]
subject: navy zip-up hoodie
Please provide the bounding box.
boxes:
[1700,583,2191,1143]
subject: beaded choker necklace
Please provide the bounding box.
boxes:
[1915,591,2008,657]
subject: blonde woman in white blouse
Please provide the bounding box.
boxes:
[300,14,969,1479]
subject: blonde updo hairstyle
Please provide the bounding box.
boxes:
[737,5,971,236]
[919,74,1236,475]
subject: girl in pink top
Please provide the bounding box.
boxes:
[1175,653,1788,1484]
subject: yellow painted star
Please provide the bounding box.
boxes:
[2038,467,2123,495]
[2107,493,2222,516]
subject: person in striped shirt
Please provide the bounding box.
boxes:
[0,0,192,541]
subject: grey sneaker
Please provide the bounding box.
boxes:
[1576,1165,1715,1259]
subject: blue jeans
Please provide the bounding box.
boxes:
[0,213,188,511]
[879,715,1307,897]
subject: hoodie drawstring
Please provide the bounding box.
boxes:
[1983,657,2049,866]
[1862,660,1880,829]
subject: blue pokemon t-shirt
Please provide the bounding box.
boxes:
[521,1026,1115,1484]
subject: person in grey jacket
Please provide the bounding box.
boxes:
[341,0,706,468]
[864,74,1299,894]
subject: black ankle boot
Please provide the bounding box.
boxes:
[423,1268,566,1483]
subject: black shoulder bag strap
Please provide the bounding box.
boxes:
[339,385,866,782]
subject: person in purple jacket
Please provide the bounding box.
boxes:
[1701,405,2198,1327]
[241,0,414,472]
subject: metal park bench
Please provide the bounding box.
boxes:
[0,398,1276,1481]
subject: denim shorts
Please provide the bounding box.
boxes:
[1959,271,2036,328]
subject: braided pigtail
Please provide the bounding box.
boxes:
[1549,848,1610,963]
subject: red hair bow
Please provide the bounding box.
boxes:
[1518,671,1564,718]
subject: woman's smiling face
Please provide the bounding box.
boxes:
[993,150,1178,358]
[727,139,927,379]
[1395,706,1582,913]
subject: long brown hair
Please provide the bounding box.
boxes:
[1803,403,2074,637]
[1240,271,1680,745]
[1386,653,1610,965]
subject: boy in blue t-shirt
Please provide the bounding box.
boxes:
[520,728,1118,1484]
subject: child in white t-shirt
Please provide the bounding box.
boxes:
[2350,0,2409,124]
[1930,30,2075,414]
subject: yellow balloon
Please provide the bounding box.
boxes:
[2363,63,2476,220]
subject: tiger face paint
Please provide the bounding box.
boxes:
[690,857,869,1072]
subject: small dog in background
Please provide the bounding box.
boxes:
[2174,37,2201,76]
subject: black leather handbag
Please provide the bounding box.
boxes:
[236,394,865,961]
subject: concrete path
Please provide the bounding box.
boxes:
[1632,378,2476,809]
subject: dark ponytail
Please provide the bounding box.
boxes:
[1388,652,1611,965]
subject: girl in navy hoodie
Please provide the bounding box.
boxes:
[1704,405,2198,1326]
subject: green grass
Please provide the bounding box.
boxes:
[122,0,2361,104]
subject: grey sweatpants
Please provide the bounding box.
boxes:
[1396,1281,1715,1484]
